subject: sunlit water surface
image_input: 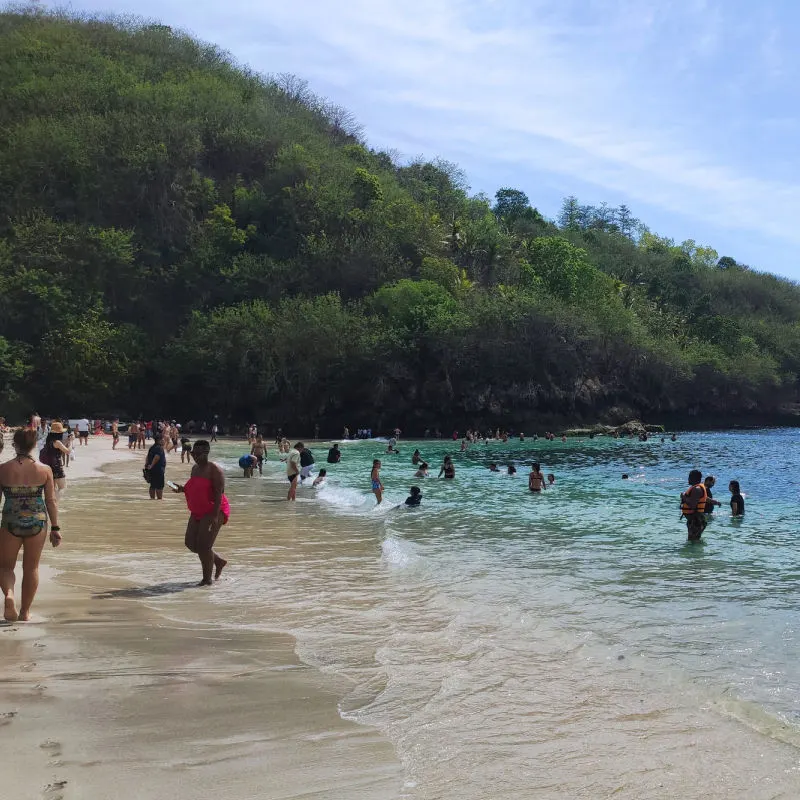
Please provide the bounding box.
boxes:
[60,431,800,798]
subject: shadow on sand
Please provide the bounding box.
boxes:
[93,580,197,600]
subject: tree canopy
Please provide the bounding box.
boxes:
[1,7,799,430]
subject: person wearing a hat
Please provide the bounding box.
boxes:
[41,421,69,492]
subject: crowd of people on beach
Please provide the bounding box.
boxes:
[0,413,747,624]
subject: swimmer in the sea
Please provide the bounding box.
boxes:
[371,459,383,504]
[438,456,455,479]
[528,463,546,492]
[414,462,429,478]
[405,486,422,507]
[488,463,499,472]
[729,480,745,516]
[313,469,327,488]
[547,473,555,485]
[507,465,517,476]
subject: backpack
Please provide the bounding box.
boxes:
[39,445,53,467]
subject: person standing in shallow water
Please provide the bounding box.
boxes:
[438,456,455,479]
[528,463,546,492]
[371,459,383,504]
[704,475,721,515]
[286,442,303,501]
[145,435,166,500]
[172,440,228,586]
[0,428,61,621]
[729,480,745,516]
[680,469,708,542]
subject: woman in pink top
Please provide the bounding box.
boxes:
[172,439,229,586]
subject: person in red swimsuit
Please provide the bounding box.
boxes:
[172,439,229,586]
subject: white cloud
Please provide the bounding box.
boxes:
[224,0,800,241]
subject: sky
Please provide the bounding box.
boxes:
[43,0,800,279]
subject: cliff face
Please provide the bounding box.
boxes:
[1,10,799,427]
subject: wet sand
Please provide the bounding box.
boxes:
[0,444,403,799]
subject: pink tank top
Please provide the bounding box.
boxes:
[184,476,230,522]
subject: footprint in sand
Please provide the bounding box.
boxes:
[42,779,67,800]
[40,740,63,762]
[0,710,17,726]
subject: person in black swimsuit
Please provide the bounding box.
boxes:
[42,422,69,493]
[405,487,422,506]
[729,481,745,516]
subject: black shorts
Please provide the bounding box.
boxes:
[79,431,89,439]
[686,514,707,541]
[288,474,298,483]
[150,471,166,491]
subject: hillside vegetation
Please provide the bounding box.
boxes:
[2,8,800,430]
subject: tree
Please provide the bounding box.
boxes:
[493,188,530,222]
[526,237,595,303]
[558,196,581,230]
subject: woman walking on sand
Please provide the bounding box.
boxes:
[41,421,70,493]
[171,440,229,586]
[0,428,60,621]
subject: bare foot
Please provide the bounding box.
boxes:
[18,609,30,622]
[197,579,213,587]
[214,558,227,580]
[3,597,17,622]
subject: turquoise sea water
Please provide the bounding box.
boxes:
[64,430,800,797]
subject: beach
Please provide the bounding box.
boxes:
[4,432,800,799]
[0,442,402,800]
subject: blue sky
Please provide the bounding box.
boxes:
[47,0,800,279]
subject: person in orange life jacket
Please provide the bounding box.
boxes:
[681,469,707,542]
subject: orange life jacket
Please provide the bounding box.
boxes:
[681,484,707,515]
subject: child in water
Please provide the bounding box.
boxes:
[371,460,383,504]
[239,454,256,478]
[313,469,327,488]
[414,462,429,478]
[405,486,422,507]
[729,480,745,516]
[547,473,556,485]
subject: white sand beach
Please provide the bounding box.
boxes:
[0,441,402,799]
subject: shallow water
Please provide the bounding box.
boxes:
[60,431,800,798]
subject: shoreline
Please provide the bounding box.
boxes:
[0,445,403,798]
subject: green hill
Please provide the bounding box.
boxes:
[2,7,800,430]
